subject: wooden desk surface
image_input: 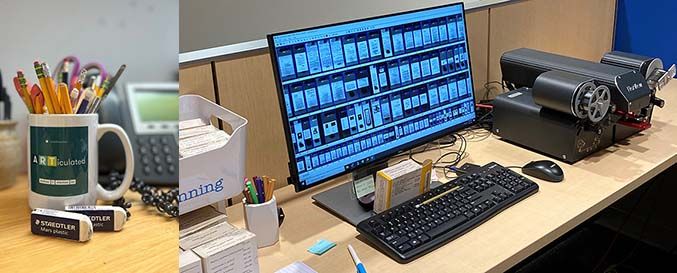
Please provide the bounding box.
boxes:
[0,177,178,273]
[227,81,677,272]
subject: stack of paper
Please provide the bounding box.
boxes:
[179,207,259,273]
[179,118,230,158]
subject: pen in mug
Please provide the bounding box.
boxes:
[76,88,96,114]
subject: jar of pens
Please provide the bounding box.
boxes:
[243,176,285,248]
[13,58,135,242]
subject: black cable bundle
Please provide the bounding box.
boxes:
[99,172,179,218]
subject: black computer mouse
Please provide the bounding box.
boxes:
[522,160,564,182]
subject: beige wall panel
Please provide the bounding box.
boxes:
[466,9,490,98]
[179,63,216,101]
[215,54,291,188]
[487,0,616,97]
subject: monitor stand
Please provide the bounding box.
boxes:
[312,161,441,226]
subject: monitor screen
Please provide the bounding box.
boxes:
[134,90,179,122]
[268,3,476,190]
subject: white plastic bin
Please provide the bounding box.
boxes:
[179,95,247,215]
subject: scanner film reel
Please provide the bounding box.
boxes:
[572,82,595,119]
[580,85,611,123]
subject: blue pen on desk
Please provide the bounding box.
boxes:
[348,244,367,273]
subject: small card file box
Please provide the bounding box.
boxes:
[179,95,248,215]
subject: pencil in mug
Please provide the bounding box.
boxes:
[33,61,56,114]
[262,176,273,202]
[69,88,79,107]
[33,93,45,114]
[243,188,251,204]
[269,178,277,201]
[13,71,34,113]
[42,62,63,114]
[30,84,43,114]
[74,68,87,92]
[58,83,73,114]
[76,88,96,114]
[16,71,34,110]
[245,180,259,204]
[86,97,101,114]
[92,64,126,113]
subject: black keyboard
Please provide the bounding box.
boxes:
[357,162,539,263]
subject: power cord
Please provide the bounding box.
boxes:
[406,133,468,179]
[482,81,506,101]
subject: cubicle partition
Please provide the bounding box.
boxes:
[179,0,617,189]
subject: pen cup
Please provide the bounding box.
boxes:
[243,195,279,248]
[28,114,134,209]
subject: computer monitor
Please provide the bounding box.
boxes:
[268,2,476,192]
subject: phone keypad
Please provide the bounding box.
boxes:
[135,134,178,184]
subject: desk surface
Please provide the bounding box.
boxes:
[0,177,178,272]
[227,82,677,272]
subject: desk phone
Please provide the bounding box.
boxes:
[99,83,179,186]
[125,83,179,185]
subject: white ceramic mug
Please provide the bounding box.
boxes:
[243,196,280,248]
[28,114,134,209]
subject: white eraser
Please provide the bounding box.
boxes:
[31,208,93,242]
[65,205,127,231]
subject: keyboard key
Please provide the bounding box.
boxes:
[391,236,409,247]
[385,234,398,242]
[426,216,467,238]
[416,234,430,243]
[397,243,412,253]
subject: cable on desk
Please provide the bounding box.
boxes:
[406,133,468,180]
[99,172,179,218]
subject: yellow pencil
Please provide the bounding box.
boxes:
[43,63,63,114]
[33,95,45,114]
[34,61,56,114]
[16,71,34,110]
[98,77,110,97]
[13,72,34,113]
[58,83,73,114]
[268,178,277,201]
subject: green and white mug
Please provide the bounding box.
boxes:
[28,114,134,209]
